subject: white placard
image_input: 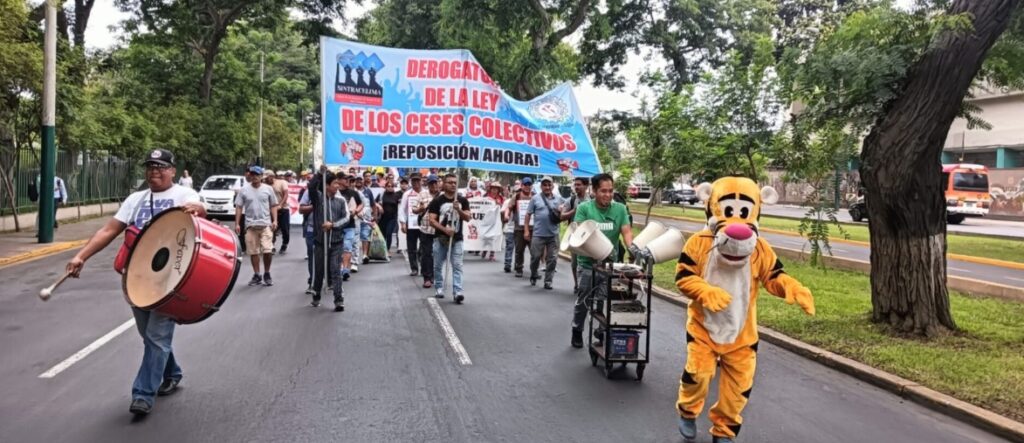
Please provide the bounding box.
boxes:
[463,197,504,252]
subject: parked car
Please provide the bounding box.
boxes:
[848,194,867,222]
[628,183,652,199]
[664,186,700,205]
[199,175,245,220]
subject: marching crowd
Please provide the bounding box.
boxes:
[225,164,635,330]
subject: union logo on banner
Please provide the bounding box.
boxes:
[335,50,385,106]
[529,96,571,125]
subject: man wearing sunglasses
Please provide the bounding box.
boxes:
[65,149,205,416]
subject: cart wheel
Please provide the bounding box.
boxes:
[636,363,646,381]
[589,348,598,367]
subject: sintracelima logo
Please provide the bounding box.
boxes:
[528,96,570,124]
[335,50,385,106]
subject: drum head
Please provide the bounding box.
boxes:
[125,210,198,308]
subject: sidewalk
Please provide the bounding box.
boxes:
[0,216,110,267]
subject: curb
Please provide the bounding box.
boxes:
[0,240,87,268]
[632,209,1024,271]
[556,251,1024,441]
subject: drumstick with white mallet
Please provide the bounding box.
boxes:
[39,271,72,301]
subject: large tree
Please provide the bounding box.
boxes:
[860,0,1021,335]
[116,0,346,104]
[783,0,1024,335]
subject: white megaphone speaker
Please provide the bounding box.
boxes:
[560,222,578,253]
[632,221,667,250]
[568,220,614,261]
[644,229,685,264]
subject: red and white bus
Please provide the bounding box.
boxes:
[942,163,991,224]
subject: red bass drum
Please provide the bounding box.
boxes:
[123,208,241,324]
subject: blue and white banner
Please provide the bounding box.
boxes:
[319,37,601,177]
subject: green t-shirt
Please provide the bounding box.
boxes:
[572,200,630,269]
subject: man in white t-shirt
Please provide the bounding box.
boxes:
[66,149,205,417]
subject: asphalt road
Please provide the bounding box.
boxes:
[657,200,1024,239]
[635,214,1024,289]
[0,233,1009,442]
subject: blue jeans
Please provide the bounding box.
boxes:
[504,231,515,268]
[433,238,464,295]
[131,307,181,406]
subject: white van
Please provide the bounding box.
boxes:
[199,175,245,219]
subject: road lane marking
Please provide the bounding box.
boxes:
[1006,276,1024,283]
[38,318,135,379]
[947,267,971,273]
[426,297,472,366]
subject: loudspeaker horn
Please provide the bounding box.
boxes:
[645,229,685,264]
[568,220,614,261]
[633,221,667,250]
[560,222,578,253]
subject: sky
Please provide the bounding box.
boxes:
[81,1,645,117]
[80,0,917,116]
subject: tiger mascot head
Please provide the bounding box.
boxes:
[695,177,779,267]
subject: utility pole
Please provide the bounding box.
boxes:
[39,0,58,243]
[257,51,264,166]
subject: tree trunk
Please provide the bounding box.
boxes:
[859,0,1020,336]
[72,0,96,49]
[200,49,218,105]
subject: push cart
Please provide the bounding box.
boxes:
[586,260,653,381]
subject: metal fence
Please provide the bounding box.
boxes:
[0,148,137,217]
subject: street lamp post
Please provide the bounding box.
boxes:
[39,0,58,244]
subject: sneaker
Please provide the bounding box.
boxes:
[352,264,359,273]
[248,274,262,286]
[678,417,697,441]
[423,280,433,289]
[362,256,370,265]
[571,329,583,348]
[454,294,464,304]
[305,287,315,297]
[263,273,273,286]
[544,282,553,290]
[279,245,287,254]
[157,378,180,396]
[343,272,351,282]
[515,271,523,278]
[334,302,344,312]
[310,298,321,307]
[410,270,419,277]
[435,292,444,299]
[129,399,151,415]
[504,266,511,273]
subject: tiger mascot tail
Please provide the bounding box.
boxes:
[674,177,815,442]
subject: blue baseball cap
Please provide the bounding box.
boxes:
[247,165,264,175]
[521,177,533,186]
[427,175,439,183]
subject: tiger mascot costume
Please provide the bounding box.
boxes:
[674,177,815,443]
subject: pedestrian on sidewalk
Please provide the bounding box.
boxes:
[235,166,279,286]
[268,170,291,254]
[38,174,68,229]
[64,148,204,416]
[570,173,633,349]
[563,177,590,291]
[301,171,349,311]
[510,177,534,277]
[415,175,440,288]
[399,173,424,275]
[429,173,471,303]
[525,176,564,290]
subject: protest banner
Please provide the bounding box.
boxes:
[462,197,503,252]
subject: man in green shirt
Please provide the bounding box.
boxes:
[571,173,633,348]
